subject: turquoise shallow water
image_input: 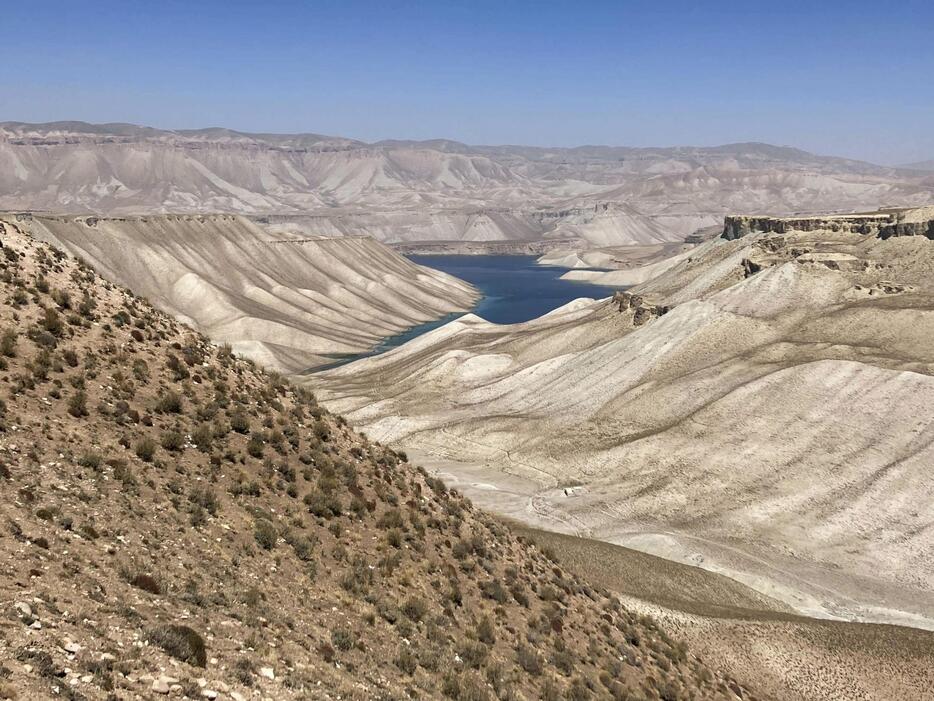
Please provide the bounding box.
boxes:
[310,254,621,371]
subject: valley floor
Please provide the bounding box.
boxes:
[511,524,934,701]
[411,451,934,631]
[402,452,934,700]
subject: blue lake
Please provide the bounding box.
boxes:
[410,254,620,324]
[311,254,621,371]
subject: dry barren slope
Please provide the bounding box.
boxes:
[4,122,934,248]
[313,223,934,631]
[515,526,934,701]
[0,223,752,699]
[0,213,477,373]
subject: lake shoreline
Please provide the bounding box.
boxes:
[304,254,624,373]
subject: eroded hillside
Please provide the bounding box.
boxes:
[313,211,934,636]
[0,213,477,373]
[0,227,752,700]
[4,122,934,248]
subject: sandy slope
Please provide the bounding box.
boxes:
[1,213,477,372]
[312,226,934,629]
[559,246,697,285]
[4,121,934,248]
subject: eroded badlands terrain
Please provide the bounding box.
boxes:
[0,213,477,373]
[314,207,934,636]
[5,122,934,249]
[0,224,761,700]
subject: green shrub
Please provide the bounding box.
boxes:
[136,438,157,462]
[304,490,342,518]
[313,418,330,441]
[458,640,488,669]
[516,644,543,675]
[229,410,250,434]
[189,486,219,516]
[146,624,207,667]
[395,646,417,675]
[155,391,183,414]
[331,628,355,652]
[129,573,162,595]
[566,676,591,701]
[233,657,255,687]
[254,519,277,550]
[67,389,88,418]
[0,329,16,357]
[386,528,403,548]
[291,536,315,561]
[377,508,404,530]
[480,579,508,603]
[552,648,576,677]
[132,358,149,381]
[77,452,102,469]
[191,423,213,452]
[166,354,189,381]
[41,307,63,336]
[476,615,495,645]
[339,556,374,595]
[78,292,95,318]
[401,597,427,623]
[51,288,71,309]
[161,430,184,452]
[442,671,490,701]
[246,434,264,458]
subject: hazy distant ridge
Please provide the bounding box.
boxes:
[2,121,933,247]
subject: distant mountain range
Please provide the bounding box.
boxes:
[2,121,933,247]
[900,159,934,172]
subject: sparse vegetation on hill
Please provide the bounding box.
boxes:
[0,224,754,699]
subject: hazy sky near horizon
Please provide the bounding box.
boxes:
[2,0,932,164]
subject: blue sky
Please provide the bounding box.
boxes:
[1,0,932,163]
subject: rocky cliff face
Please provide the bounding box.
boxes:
[722,206,934,240]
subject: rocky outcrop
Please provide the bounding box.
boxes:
[722,206,934,240]
[742,258,763,278]
[684,224,723,244]
[613,290,670,325]
[795,252,869,272]
[878,218,934,239]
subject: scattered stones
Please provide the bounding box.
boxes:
[151,674,179,694]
